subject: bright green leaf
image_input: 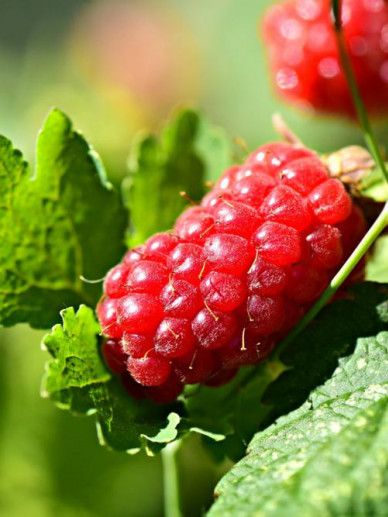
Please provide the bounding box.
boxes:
[360,166,388,202]
[140,412,182,455]
[41,304,110,413]
[141,412,180,444]
[0,109,127,328]
[189,428,226,442]
[367,235,388,283]
[123,109,231,246]
[42,305,180,452]
[210,331,388,517]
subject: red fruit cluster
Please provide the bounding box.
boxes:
[263,0,388,118]
[97,142,366,403]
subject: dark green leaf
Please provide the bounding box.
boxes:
[42,305,179,452]
[210,331,388,516]
[123,109,231,246]
[0,109,127,328]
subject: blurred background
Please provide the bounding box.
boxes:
[0,1,386,516]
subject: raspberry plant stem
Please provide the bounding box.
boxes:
[162,441,182,517]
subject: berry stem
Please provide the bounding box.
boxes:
[162,440,182,517]
[331,0,388,183]
[276,202,388,354]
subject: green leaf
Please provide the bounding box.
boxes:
[140,412,181,455]
[42,305,179,452]
[182,282,388,460]
[0,109,127,329]
[360,166,388,202]
[210,331,388,517]
[367,235,388,283]
[41,304,110,412]
[194,115,233,183]
[123,109,231,246]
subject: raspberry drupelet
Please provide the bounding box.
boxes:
[263,0,388,118]
[97,141,366,403]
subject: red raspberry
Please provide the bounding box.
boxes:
[247,257,287,296]
[97,141,366,402]
[260,185,312,231]
[247,294,285,335]
[263,0,388,118]
[213,200,261,238]
[160,280,202,318]
[123,247,144,266]
[200,271,247,312]
[280,157,328,195]
[205,368,238,387]
[168,243,206,283]
[97,298,122,339]
[306,225,343,269]
[147,374,184,404]
[192,309,238,350]
[103,263,130,298]
[247,142,314,174]
[217,335,275,370]
[154,318,196,358]
[174,349,218,384]
[127,354,171,387]
[175,207,215,243]
[204,234,255,275]
[121,332,153,358]
[232,174,276,208]
[143,233,179,261]
[308,179,351,224]
[286,264,329,302]
[253,221,301,266]
[102,339,127,374]
[127,260,169,292]
[117,293,163,333]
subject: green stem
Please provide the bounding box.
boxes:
[162,441,182,517]
[332,0,388,183]
[276,202,388,355]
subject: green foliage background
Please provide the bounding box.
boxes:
[0,1,387,517]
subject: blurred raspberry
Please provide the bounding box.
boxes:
[263,0,388,117]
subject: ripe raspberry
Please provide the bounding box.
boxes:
[97,141,366,403]
[154,318,196,358]
[127,354,171,387]
[263,0,388,117]
[253,222,301,266]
